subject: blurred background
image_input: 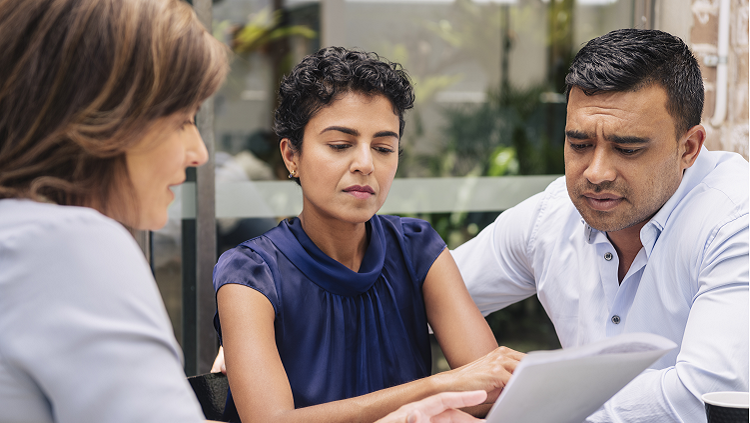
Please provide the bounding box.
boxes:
[144,0,748,375]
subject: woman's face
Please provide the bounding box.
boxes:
[122,110,207,230]
[282,91,400,227]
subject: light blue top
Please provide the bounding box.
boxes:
[454,148,749,423]
[0,199,204,423]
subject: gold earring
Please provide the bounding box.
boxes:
[288,170,297,179]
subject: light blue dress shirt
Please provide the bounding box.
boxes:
[0,200,204,423]
[453,148,749,423]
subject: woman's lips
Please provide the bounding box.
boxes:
[583,193,623,211]
[344,185,375,199]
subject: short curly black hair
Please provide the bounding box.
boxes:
[273,46,414,176]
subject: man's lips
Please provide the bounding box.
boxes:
[344,185,375,199]
[582,192,623,211]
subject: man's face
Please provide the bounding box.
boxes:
[564,85,687,234]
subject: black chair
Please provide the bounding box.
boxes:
[187,372,229,421]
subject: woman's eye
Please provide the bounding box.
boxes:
[329,144,350,150]
[374,146,395,154]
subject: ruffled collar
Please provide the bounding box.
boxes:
[268,216,386,296]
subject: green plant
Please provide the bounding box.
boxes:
[215,5,317,177]
[225,7,316,55]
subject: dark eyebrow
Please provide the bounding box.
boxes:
[565,130,650,145]
[320,126,399,139]
[321,126,358,136]
[605,134,651,144]
[373,130,399,139]
[565,130,591,141]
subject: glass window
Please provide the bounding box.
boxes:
[154,0,636,371]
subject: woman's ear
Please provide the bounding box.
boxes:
[280,138,297,174]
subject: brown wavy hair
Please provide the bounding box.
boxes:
[0,0,229,216]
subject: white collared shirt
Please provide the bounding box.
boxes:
[453,148,749,422]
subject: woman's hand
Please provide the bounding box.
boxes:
[421,250,525,403]
[439,346,525,403]
[210,346,226,374]
[375,391,488,423]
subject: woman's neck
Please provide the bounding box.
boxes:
[297,211,369,272]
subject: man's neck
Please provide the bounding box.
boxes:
[607,222,647,284]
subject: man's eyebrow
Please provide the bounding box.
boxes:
[565,130,591,140]
[565,130,650,145]
[606,134,651,144]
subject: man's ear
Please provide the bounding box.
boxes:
[680,124,706,170]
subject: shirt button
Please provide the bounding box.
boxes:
[611,315,621,324]
[604,252,613,261]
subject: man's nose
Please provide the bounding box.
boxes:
[583,147,616,185]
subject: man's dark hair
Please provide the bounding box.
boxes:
[273,46,414,171]
[565,28,704,138]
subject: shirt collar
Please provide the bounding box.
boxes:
[640,147,714,256]
[582,219,609,245]
[583,219,595,244]
[270,215,386,296]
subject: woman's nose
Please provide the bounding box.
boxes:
[187,130,208,168]
[351,145,374,175]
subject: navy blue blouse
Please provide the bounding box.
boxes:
[213,214,446,419]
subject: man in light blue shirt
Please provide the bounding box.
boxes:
[453,28,749,422]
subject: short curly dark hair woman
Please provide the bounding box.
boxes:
[273,47,414,183]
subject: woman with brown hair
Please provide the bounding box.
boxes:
[0,0,228,421]
[0,1,514,421]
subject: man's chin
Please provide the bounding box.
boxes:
[575,204,624,233]
[580,212,644,234]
